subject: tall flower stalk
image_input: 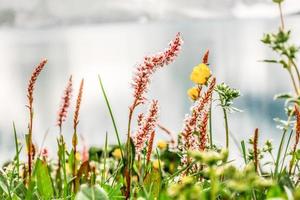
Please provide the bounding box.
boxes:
[72,78,84,192]
[56,75,73,198]
[253,128,259,173]
[215,83,240,150]
[26,59,47,177]
[125,33,182,198]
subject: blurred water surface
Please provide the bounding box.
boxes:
[1,17,300,162]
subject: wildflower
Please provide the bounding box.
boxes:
[57,76,73,133]
[146,131,155,164]
[157,140,167,150]
[112,148,122,160]
[41,148,48,159]
[74,79,84,132]
[131,33,183,108]
[27,59,47,176]
[181,78,216,152]
[187,87,201,101]
[190,63,211,85]
[134,100,159,155]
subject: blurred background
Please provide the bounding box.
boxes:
[0,0,300,163]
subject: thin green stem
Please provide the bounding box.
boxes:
[280,130,293,173]
[102,132,108,185]
[13,122,20,178]
[287,68,299,95]
[98,75,124,161]
[278,3,285,31]
[59,135,68,199]
[291,59,300,87]
[275,111,293,176]
[222,108,229,149]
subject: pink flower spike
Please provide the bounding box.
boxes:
[57,75,73,132]
[131,33,183,108]
[134,100,159,155]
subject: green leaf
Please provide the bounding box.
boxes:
[35,158,54,199]
[261,59,278,63]
[274,93,293,100]
[98,75,124,161]
[143,169,162,198]
[69,149,75,175]
[75,184,109,200]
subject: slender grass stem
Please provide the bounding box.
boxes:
[102,132,108,185]
[222,108,229,149]
[287,68,299,95]
[98,75,124,161]
[13,122,20,178]
[291,60,300,87]
[280,129,292,174]
[275,112,293,177]
[278,3,285,31]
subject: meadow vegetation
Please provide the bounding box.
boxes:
[1,0,300,199]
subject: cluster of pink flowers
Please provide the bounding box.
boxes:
[27,59,48,107]
[131,33,183,108]
[57,76,73,131]
[181,77,216,154]
[134,100,159,155]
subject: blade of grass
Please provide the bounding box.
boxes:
[240,140,247,164]
[281,130,293,173]
[13,122,20,178]
[102,132,108,185]
[98,75,124,161]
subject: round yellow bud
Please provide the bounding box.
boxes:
[187,87,200,101]
[157,140,167,150]
[190,63,211,85]
[112,148,122,160]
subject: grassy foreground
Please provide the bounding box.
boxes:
[1,0,300,199]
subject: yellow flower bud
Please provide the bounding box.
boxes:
[153,159,163,169]
[190,63,211,85]
[112,148,122,160]
[157,140,167,150]
[75,152,81,161]
[187,87,200,101]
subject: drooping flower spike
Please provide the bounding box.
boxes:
[131,33,183,109]
[57,75,73,133]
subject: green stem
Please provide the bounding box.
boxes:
[59,135,68,199]
[291,59,300,87]
[278,2,285,31]
[274,112,293,176]
[281,130,293,174]
[210,168,217,200]
[222,108,229,149]
[287,68,299,95]
[98,76,124,161]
